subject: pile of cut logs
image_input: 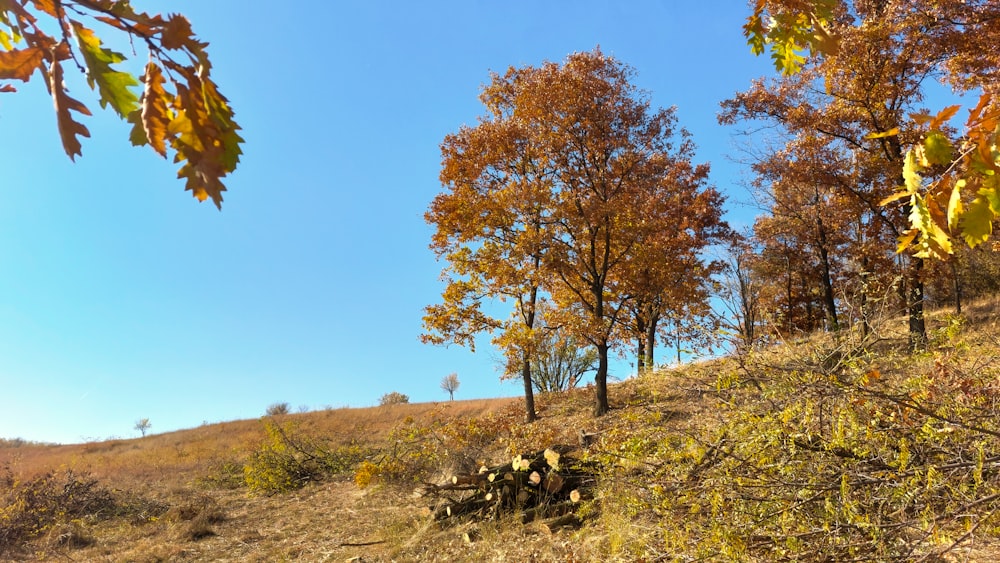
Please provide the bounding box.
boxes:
[420,445,597,532]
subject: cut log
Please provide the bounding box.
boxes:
[521,501,575,524]
[452,473,488,486]
[528,471,542,486]
[541,513,581,533]
[542,473,564,494]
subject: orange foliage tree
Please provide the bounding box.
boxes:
[726,1,986,349]
[744,0,1000,260]
[425,50,728,417]
[0,0,242,207]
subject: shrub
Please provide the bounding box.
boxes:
[265,402,290,416]
[243,420,370,495]
[0,467,166,556]
[379,391,409,406]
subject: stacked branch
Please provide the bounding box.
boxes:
[421,445,596,529]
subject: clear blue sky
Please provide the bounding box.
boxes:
[0,2,774,444]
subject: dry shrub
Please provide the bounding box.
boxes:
[0,467,167,557]
[165,494,225,541]
[358,403,528,487]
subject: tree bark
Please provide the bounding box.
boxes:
[815,214,839,332]
[593,341,610,416]
[908,256,927,351]
[635,315,647,375]
[951,257,962,315]
[521,355,537,422]
[645,309,659,370]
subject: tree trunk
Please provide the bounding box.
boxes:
[521,355,537,422]
[908,256,927,351]
[815,215,839,332]
[675,322,682,365]
[645,310,659,370]
[951,257,962,315]
[593,341,610,416]
[635,315,647,375]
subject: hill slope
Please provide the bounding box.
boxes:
[4,303,1000,561]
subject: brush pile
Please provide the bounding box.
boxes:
[419,445,597,532]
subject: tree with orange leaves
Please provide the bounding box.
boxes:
[744,0,1000,262]
[426,50,728,417]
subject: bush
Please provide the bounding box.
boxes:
[356,405,520,488]
[265,402,290,416]
[243,420,370,495]
[0,467,166,556]
[379,391,409,406]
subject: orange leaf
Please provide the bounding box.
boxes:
[48,58,91,160]
[140,62,170,157]
[0,47,44,82]
[161,14,194,50]
[929,105,961,130]
[29,0,57,16]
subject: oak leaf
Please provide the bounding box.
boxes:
[0,47,44,81]
[71,21,139,118]
[47,58,91,160]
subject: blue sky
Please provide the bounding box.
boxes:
[0,2,775,444]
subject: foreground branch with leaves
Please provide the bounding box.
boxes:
[0,0,242,207]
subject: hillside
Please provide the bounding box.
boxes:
[4,302,1000,561]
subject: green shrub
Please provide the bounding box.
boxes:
[243,420,370,495]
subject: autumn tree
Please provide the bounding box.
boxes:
[423,70,557,421]
[0,1,242,207]
[426,50,726,417]
[440,372,460,401]
[725,2,963,349]
[744,1,1000,264]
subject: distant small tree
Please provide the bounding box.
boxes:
[379,392,409,406]
[531,333,598,393]
[266,402,290,416]
[134,418,151,437]
[440,373,460,401]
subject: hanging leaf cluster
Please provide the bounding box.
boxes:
[744,0,840,75]
[0,0,242,208]
[882,97,1000,259]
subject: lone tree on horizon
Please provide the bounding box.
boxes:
[134,418,151,437]
[441,372,460,401]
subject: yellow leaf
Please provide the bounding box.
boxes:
[929,105,961,130]
[947,179,965,232]
[879,189,911,206]
[896,229,918,254]
[961,195,994,248]
[140,62,170,157]
[923,131,953,166]
[865,127,900,140]
[902,150,923,194]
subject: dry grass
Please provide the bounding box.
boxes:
[4,301,1000,561]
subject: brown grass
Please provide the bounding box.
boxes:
[4,301,1000,561]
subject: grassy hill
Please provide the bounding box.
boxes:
[4,301,1000,561]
